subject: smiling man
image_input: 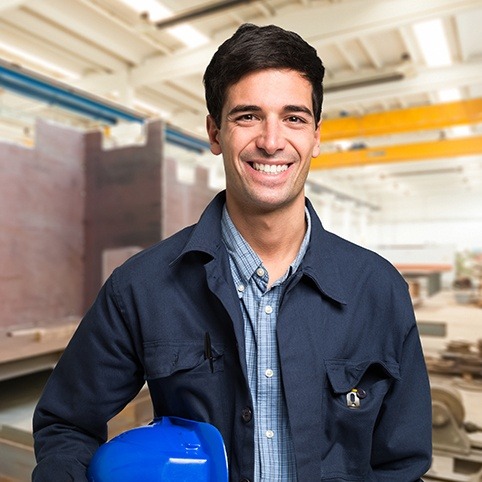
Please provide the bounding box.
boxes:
[207,67,320,284]
[33,24,432,481]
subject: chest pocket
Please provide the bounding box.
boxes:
[321,359,400,480]
[143,341,225,379]
[142,341,227,422]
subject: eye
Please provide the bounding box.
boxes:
[235,113,257,122]
[286,115,306,124]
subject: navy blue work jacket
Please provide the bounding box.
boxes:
[33,191,432,481]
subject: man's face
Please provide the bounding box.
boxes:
[206,68,321,215]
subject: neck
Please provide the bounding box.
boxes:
[226,197,307,284]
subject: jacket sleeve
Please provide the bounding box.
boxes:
[370,296,433,481]
[32,274,146,481]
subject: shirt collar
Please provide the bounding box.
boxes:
[221,205,311,288]
[221,206,260,287]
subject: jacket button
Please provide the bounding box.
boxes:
[240,479,251,482]
[241,407,252,423]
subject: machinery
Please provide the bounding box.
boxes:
[87,416,228,481]
[426,384,482,481]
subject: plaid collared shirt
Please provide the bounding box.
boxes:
[221,205,311,481]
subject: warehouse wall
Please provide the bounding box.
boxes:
[162,155,218,238]
[83,122,220,309]
[83,121,163,308]
[0,120,85,330]
[0,117,223,330]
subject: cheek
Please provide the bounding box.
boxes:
[226,133,254,158]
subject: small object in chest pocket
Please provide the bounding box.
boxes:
[346,388,365,408]
[204,332,214,373]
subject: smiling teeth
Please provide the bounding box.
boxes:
[253,163,288,174]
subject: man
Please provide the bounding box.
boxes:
[33,24,432,481]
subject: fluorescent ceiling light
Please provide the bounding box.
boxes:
[117,0,209,48]
[450,125,472,137]
[413,19,452,67]
[0,42,79,80]
[167,24,209,48]
[334,139,352,151]
[438,88,461,102]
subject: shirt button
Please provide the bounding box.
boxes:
[265,368,274,378]
[237,284,245,292]
[241,407,252,423]
[256,267,265,277]
[265,429,274,439]
[264,305,273,314]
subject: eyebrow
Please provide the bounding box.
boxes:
[227,105,261,117]
[227,104,314,118]
[283,105,314,117]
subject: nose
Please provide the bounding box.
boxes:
[255,118,286,155]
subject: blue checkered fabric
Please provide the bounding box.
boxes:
[221,205,311,481]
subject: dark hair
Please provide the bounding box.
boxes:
[203,23,325,128]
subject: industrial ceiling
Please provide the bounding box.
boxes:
[1,0,482,226]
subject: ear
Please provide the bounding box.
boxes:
[206,115,222,155]
[311,121,321,158]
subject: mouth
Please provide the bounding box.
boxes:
[250,162,290,174]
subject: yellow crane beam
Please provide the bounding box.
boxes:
[320,98,482,140]
[312,135,482,170]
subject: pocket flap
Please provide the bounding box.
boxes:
[325,359,400,394]
[143,341,223,379]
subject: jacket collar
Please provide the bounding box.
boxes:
[173,190,348,305]
[173,190,226,261]
[303,198,348,305]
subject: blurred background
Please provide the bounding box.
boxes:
[1,1,482,480]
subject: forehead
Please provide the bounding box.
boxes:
[223,69,313,110]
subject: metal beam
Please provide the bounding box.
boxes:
[154,0,256,29]
[0,59,146,124]
[324,60,482,112]
[312,135,482,169]
[165,126,210,153]
[321,98,482,140]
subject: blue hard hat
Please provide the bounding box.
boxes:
[87,416,228,481]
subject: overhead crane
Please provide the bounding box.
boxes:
[315,98,482,169]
